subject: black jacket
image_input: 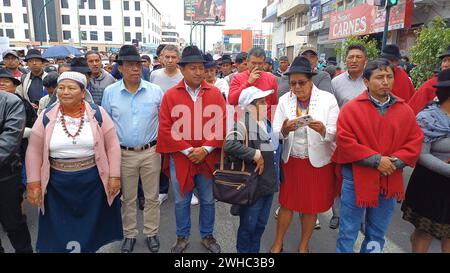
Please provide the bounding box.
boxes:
[224,112,278,201]
[0,92,26,178]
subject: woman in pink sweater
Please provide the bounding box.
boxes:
[26,71,123,253]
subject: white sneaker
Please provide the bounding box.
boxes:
[191,194,199,206]
[158,193,168,205]
[315,218,321,230]
[274,207,280,219]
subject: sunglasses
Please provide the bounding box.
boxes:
[289,80,309,87]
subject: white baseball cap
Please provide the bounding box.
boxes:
[238,86,274,108]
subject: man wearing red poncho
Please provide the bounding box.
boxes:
[380,45,416,102]
[333,59,423,253]
[156,46,226,253]
[409,44,450,115]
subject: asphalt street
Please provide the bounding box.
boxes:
[0,167,441,253]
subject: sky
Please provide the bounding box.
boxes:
[151,0,271,51]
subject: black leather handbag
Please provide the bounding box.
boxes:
[213,123,259,206]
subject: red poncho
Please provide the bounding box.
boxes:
[408,76,438,115]
[156,80,226,195]
[391,66,416,102]
[332,92,423,207]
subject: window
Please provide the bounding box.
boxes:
[22,0,27,7]
[105,31,113,41]
[90,31,98,41]
[61,0,69,8]
[3,0,11,7]
[135,1,140,11]
[62,15,70,25]
[89,16,97,25]
[24,29,29,39]
[296,12,308,28]
[4,13,13,23]
[0,14,2,23]
[79,15,86,25]
[135,17,141,27]
[79,0,85,9]
[124,1,129,10]
[88,0,95,9]
[125,32,131,42]
[0,29,3,37]
[103,0,110,10]
[81,31,87,40]
[322,0,335,15]
[124,17,130,26]
[104,16,112,26]
[23,14,28,24]
[92,47,99,51]
[136,32,142,42]
[286,16,295,32]
[63,30,71,40]
[345,0,354,9]
[6,29,14,39]
[337,0,344,11]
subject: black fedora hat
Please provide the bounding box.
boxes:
[439,44,450,59]
[0,68,21,86]
[116,45,143,62]
[178,46,206,65]
[380,45,401,61]
[24,48,47,62]
[70,57,92,75]
[433,68,450,88]
[219,54,233,65]
[284,56,317,76]
[235,52,247,64]
[203,53,215,69]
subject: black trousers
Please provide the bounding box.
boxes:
[0,171,33,253]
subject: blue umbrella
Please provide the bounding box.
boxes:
[42,45,82,59]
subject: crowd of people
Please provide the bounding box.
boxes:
[0,41,448,254]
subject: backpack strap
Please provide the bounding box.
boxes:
[42,103,56,128]
[89,102,103,127]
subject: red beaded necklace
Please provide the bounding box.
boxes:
[59,103,86,144]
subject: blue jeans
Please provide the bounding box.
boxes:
[237,193,274,253]
[169,156,215,238]
[336,166,396,253]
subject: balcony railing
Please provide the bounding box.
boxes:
[277,0,311,18]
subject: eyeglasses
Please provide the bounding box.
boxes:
[122,62,142,69]
[289,80,309,87]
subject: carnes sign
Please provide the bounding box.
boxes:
[329,4,374,40]
[328,1,412,40]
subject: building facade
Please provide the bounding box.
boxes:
[263,0,450,65]
[161,23,180,47]
[0,0,162,52]
[222,29,253,55]
[0,0,33,47]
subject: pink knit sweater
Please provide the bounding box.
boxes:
[26,102,121,211]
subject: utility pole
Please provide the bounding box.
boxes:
[38,0,54,46]
[190,0,194,45]
[203,25,206,52]
[375,0,399,51]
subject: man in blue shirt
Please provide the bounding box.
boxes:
[102,45,164,253]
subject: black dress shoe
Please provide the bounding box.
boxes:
[138,197,145,211]
[146,236,160,253]
[121,238,136,253]
[329,216,340,229]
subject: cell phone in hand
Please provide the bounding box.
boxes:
[293,115,313,127]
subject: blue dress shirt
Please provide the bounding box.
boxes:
[101,79,163,147]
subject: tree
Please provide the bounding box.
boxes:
[410,16,450,88]
[335,35,379,66]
